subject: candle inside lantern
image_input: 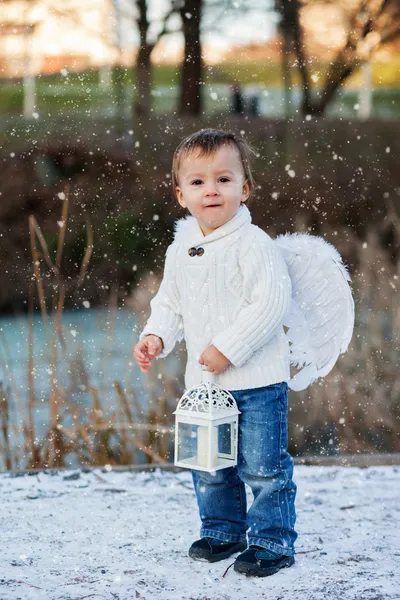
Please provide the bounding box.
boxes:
[197,426,208,467]
[197,425,218,468]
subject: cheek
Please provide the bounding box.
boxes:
[187,189,202,201]
[227,185,242,197]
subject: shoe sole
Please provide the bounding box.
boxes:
[189,542,247,563]
[234,555,295,577]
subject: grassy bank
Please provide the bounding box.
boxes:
[0,59,399,115]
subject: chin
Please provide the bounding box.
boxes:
[206,218,224,227]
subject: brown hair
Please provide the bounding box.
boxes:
[171,128,256,203]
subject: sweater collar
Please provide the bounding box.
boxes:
[173,203,252,247]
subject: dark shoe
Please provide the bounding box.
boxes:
[188,537,247,563]
[234,545,295,577]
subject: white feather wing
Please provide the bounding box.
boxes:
[274,233,355,391]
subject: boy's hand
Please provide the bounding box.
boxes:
[198,345,231,375]
[133,334,164,374]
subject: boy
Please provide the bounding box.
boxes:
[133,129,297,577]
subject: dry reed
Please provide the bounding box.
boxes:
[288,204,399,455]
[0,187,176,471]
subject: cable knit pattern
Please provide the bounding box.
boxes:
[140,243,184,358]
[139,204,292,391]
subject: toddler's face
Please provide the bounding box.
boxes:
[175,144,250,236]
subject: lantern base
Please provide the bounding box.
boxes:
[174,456,237,473]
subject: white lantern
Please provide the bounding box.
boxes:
[173,366,241,473]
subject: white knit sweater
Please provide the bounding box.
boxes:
[139,203,292,391]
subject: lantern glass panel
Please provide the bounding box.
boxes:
[177,422,211,468]
[217,422,233,455]
[214,421,237,468]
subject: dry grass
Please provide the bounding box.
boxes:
[288,201,400,455]
[0,189,185,471]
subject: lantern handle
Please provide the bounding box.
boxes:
[201,364,215,384]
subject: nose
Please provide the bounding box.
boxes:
[204,182,218,196]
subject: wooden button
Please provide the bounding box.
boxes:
[196,247,205,256]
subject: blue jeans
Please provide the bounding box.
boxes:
[192,382,298,556]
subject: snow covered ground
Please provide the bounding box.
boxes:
[1,465,399,600]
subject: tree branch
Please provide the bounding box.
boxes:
[284,0,400,116]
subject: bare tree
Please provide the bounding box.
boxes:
[136,0,261,118]
[276,0,400,116]
[178,0,204,115]
[177,0,263,116]
[134,0,181,119]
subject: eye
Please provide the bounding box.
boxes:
[191,179,203,185]
[219,177,230,183]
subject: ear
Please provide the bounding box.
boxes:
[175,187,187,209]
[242,179,250,202]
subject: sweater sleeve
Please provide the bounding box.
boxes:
[212,238,292,368]
[139,243,184,358]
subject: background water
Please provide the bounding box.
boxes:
[0,308,154,452]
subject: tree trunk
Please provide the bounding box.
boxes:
[179,0,203,116]
[135,0,152,120]
[276,1,293,120]
[135,46,152,119]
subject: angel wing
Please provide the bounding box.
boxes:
[274,233,355,391]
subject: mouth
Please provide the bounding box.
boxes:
[205,204,222,208]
